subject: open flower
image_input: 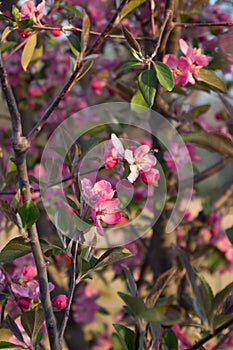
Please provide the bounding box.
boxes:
[163,54,192,86]
[81,178,122,236]
[124,145,160,185]
[91,198,122,236]
[20,0,45,21]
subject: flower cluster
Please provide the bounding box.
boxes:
[163,39,209,86]
[20,0,45,22]
[104,134,160,185]
[81,178,122,236]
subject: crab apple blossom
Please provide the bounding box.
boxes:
[91,197,122,236]
[20,0,45,21]
[163,54,192,86]
[81,178,115,205]
[124,145,160,185]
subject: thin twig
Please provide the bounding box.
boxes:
[188,316,233,350]
[174,21,233,28]
[58,241,79,346]
[27,0,129,142]
[194,157,233,184]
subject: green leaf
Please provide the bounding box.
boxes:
[213,281,233,313]
[18,200,39,229]
[113,324,135,350]
[68,34,81,57]
[11,5,20,22]
[93,248,133,271]
[81,13,90,56]
[122,25,142,56]
[154,62,174,91]
[18,18,34,29]
[198,69,227,93]
[119,61,141,71]
[6,315,24,344]
[0,342,25,349]
[190,104,210,118]
[226,227,233,245]
[1,26,12,42]
[21,308,44,342]
[161,328,178,350]
[111,333,125,350]
[120,0,146,19]
[21,34,37,71]
[0,42,16,54]
[183,130,233,157]
[118,292,146,317]
[176,248,208,323]
[61,5,84,18]
[138,70,156,108]
[131,89,148,112]
[0,237,48,263]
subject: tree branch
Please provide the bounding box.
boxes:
[0,54,61,350]
[27,0,129,142]
[188,316,233,350]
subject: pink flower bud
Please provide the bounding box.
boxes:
[52,294,68,310]
[22,265,36,281]
[17,297,31,309]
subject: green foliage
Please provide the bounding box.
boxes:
[183,128,233,157]
[0,342,25,349]
[0,237,48,263]
[113,324,135,350]
[198,69,227,93]
[160,329,178,350]
[120,0,146,19]
[18,200,39,229]
[119,61,142,71]
[131,89,148,112]
[138,70,156,108]
[154,62,174,91]
[11,5,20,22]
[68,34,81,57]
[21,308,44,345]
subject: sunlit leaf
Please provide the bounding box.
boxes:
[122,25,142,55]
[11,5,20,22]
[21,34,37,71]
[120,0,146,19]
[198,69,227,93]
[131,89,148,112]
[81,12,90,56]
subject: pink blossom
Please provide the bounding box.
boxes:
[81,178,115,205]
[92,334,112,350]
[52,294,68,310]
[21,265,36,281]
[163,54,192,86]
[20,0,45,21]
[91,198,122,236]
[164,142,200,172]
[179,39,209,67]
[11,280,54,299]
[124,145,160,185]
